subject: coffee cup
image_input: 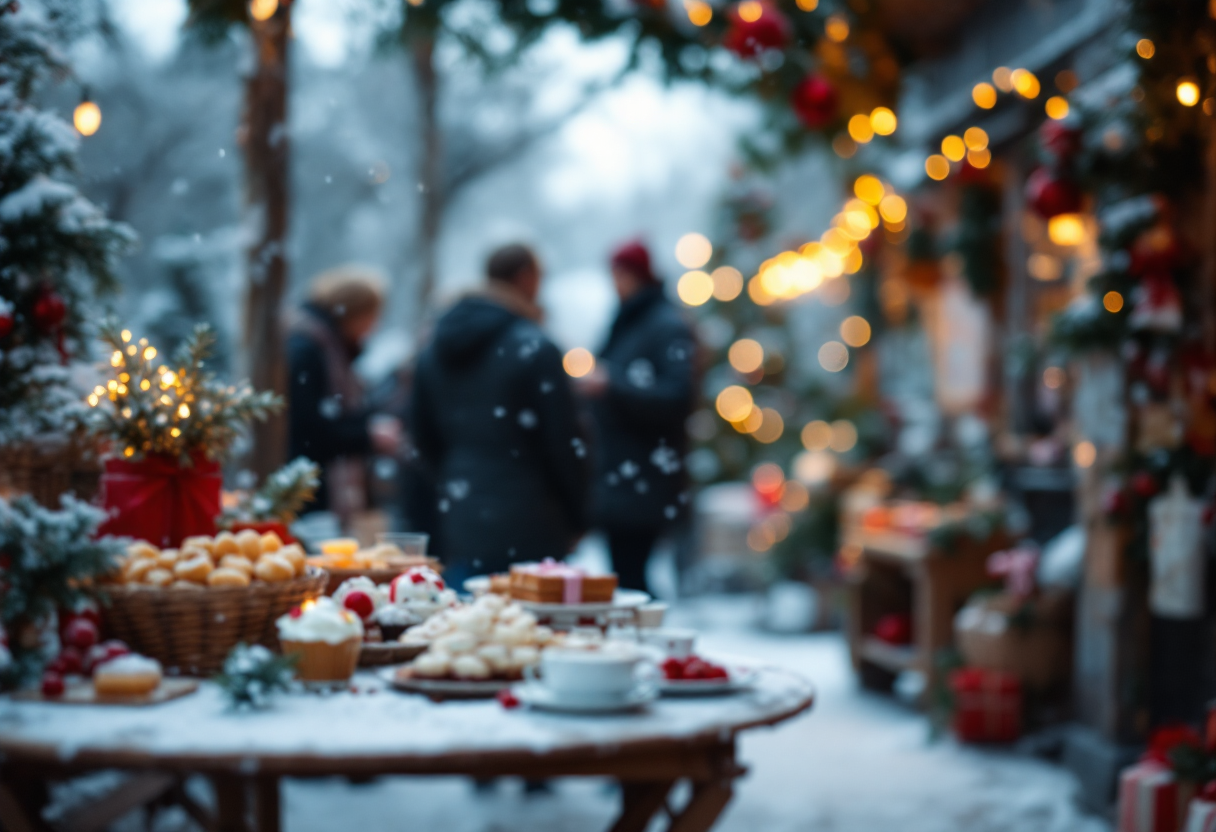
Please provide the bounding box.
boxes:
[640,628,696,659]
[635,602,668,629]
[526,644,653,702]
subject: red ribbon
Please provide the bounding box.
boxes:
[98,453,221,548]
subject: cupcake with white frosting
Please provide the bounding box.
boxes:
[388,566,458,619]
[276,597,363,685]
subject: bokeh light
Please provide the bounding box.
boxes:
[728,339,765,374]
[878,194,907,224]
[854,175,884,205]
[801,420,832,451]
[941,135,966,162]
[737,1,763,22]
[847,114,874,143]
[963,127,988,150]
[562,348,595,378]
[677,270,714,306]
[675,233,713,269]
[967,148,992,168]
[1045,96,1070,119]
[711,266,743,301]
[794,450,836,486]
[1047,213,1086,246]
[73,101,101,136]
[992,66,1014,92]
[825,15,849,42]
[840,315,871,347]
[1012,69,1040,98]
[716,385,754,422]
[752,462,785,495]
[829,419,858,452]
[1103,290,1124,312]
[870,107,897,136]
[249,0,278,21]
[754,408,785,443]
[925,154,950,180]
[1136,38,1155,59]
[972,83,997,109]
[1073,440,1096,468]
[1043,366,1064,389]
[795,0,818,9]
[818,341,849,372]
[686,0,713,25]
[1177,79,1201,107]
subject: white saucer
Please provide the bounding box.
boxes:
[658,666,760,696]
[513,683,658,714]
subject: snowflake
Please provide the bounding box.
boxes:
[446,479,470,500]
[650,444,681,475]
[626,358,655,389]
[493,406,507,418]
[517,409,537,429]
[619,460,639,478]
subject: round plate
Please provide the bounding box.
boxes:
[357,641,427,668]
[658,666,760,697]
[513,682,658,714]
[381,666,514,700]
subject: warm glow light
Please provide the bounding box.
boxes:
[1045,96,1070,119]
[121,329,132,342]
[675,233,713,269]
[177,403,191,419]
[729,339,765,374]
[1103,290,1124,312]
[829,420,857,453]
[925,155,950,180]
[1048,213,1086,246]
[737,0,763,22]
[716,385,754,422]
[801,420,832,452]
[677,270,714,306]
[752,462,785,494]
[840,315,871,347]
[972,83,997,109]
[941,135,966,162]
[686,0,713,26]
[878,194,907,224]
[711,266,744,301]
[143,346,157,360]
[748,276,775,306]
[993,67,1014,92]
[140,379,151,391]
[110,351,123,367]
[854,175,885,205]
[818,341,849,372]
[73,101,101,136]
[1136,38,1155,59]
[1012,69,1041,98]
[870,107,897,136]
[1028,253,1062,282]
[825,15,849,42]
[563,348,595,378]
[963,127,989,151]
[754,408,785,444]
[847,114,874,143]
[780,480,810,512]
[1043,366,1064,389]
[1177,80,1201,107]
[733,406,763,434]
[795,0,818,9]
[967,148,992,168]
[249,0,278,21]
[1073,440,1096,468]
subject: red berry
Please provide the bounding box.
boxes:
[410,572,426,584]
[63,617,99,651]
[496,689,520,709]
[41,671,65,698]
[57,647,83,675]
[83,640,129,676]
[343,590,375,620]
[290,606,304,619]
[662,658,686,680]
[704,665,729,680]
[1131,471,1160,499]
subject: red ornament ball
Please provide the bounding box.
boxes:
[1131,471,1160,499]
[1025,168,1083,219]
[723,1,790,58]
[873,612,912,645]
[32,291,67,333]
[49,646,83,675]
[1039,120,1083,159]
[790,74,838,129]
[342,590,375,620]
[41,671,65,698]
[1102,488,1131,518]
[63,617,99,651]
[0,311,12,340]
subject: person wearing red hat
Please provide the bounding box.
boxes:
[575,240,698,592]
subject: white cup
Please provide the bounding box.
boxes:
[526,645,653,702]
[640,628,696,659]
[635,602,668,629]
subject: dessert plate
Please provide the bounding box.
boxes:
[658,666,760,697]
[381,667,513,700]
[357,641,427,668]
[513,682,658,714]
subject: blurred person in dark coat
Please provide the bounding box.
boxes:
[575,241,697,591]
[411,244,590,582]
[287,265,402,519]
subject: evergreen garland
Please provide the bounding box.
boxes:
[86,322,282,465]
[222,457,320,525]
[213,643,297,709]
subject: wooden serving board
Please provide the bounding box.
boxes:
[11,677,199,706]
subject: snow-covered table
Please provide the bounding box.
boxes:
[0,666,813,832]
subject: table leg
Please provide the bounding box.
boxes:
[608,780,674,832]
[253,776,281,832]
[666,779,734,832]
[210,774,248,832]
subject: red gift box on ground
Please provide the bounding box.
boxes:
[98,454,221,548]
[1185,799,1216,832]
[1118,761,1187,832]
[950,667,1021,743]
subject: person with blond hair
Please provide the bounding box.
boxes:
[288,264,402,518]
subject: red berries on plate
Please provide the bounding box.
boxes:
[63,617,100,650]
[496,689,521,709]
[661,655,729,681]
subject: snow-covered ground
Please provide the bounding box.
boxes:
[272,597,1109,832]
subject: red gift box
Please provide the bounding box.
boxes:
[1118,761,1185,832]
[1185,799,1216,832]
[950,668,1021,743]
[98,454,221,548]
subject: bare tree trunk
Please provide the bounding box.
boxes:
[241,6,291,479]
[410,37,444,328]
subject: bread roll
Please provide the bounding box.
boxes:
[236,529,263,559]
[182,536,217,557]
[278,543,306,575]
[127,541,160,561]
[254,554,294,583]
[219,554,255,576]
[208,567,252,588]
[173,555,213,584]
[259,531,283,552]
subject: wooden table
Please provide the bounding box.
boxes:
[0,667,813,832]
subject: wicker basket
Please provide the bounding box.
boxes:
[0,438,102,508]
[103,567,328,675]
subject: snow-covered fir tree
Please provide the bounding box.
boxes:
[0,0,134,447]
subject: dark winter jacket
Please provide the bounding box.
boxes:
[287,304,372,513]
[411,289,590,576]
[591,285,697,533]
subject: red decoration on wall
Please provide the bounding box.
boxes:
[723,1,790,57]
[790,74,838,129]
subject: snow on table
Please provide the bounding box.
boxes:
[0,667,813,770]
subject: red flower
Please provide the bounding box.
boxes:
[723,1,790,58]
[1145,724,1203,765]
[790,74,838,129]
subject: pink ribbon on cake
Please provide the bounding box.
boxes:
[529,558,585,604]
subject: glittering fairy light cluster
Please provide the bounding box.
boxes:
[87,324,281,464]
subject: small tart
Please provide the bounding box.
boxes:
[93,655,162,697]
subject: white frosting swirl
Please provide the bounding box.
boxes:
[276,597,363,644]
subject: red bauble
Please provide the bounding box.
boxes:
[1039,120,1083,160]
[723,1,790,58]
[1025,168,1083,219]
[790,74,838,129]
[41,671,65,698]
[496,689,520,709]
[63,617,99,651]
[873,612,912,645]
[0,311,12,339]
[1131,471,1160,499]
[342,590,375,620]
[49,646,83,675]
[1102,488,1131,518]
[32,290,66,333]
[1128,225,1184,277]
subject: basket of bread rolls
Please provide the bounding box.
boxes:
[101,528,327,675]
